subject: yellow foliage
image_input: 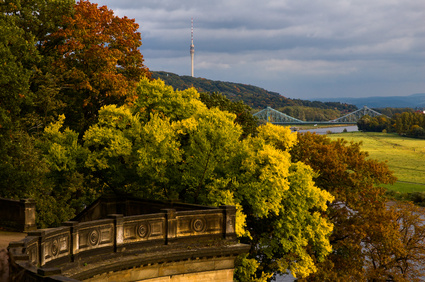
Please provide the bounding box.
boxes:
[43,77,336,280]
[257,123,298,151]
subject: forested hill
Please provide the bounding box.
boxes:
[152,71,356,113]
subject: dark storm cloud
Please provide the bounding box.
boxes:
[93,0,425,99]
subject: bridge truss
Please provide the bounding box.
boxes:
[254,106,384,125]
[329,106,385,123]
[253,107,304,124]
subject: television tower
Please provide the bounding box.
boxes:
[190,18,195,77]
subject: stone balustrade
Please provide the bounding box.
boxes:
[8,197,248,281]
[0,197,36,232]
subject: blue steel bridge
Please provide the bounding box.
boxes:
[253,106,385,125]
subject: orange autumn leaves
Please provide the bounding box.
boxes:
[292,133,425,281]
[47,1,150,129]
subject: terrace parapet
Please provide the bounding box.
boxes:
[8,196,249,281]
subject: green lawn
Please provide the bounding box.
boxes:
[327,132,425,193]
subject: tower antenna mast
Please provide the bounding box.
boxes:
[190,18,195,77]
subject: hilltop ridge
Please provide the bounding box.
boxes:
[151,71,356,113]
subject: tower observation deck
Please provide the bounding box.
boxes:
[190,18,195,77]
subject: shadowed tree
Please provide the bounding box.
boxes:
[199,92,258,138]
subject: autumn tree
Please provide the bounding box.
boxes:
[363,201,425,281]
[2,0,150,133]
[0,0,151,226]
[291,133,393,280]
[45,0,150,132]
[290,132,425,280]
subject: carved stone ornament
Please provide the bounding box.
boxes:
[137,222,150,238]
[51,239,59,256]
[89,229,99,246]
[191,218,206,232]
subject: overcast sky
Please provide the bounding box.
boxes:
[92,0,424,100]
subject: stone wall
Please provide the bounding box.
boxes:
[84,256,236,282]
[8,198,249,281]
[0,197,36,232]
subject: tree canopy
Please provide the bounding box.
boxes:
[291,133,425,281]
[0,0,150,224]
[49,0,150,131]
[40,78,334,280]
[2,1,425,281]
[0,0,150,133]
[152,71,357,114]
[358,111,425,138]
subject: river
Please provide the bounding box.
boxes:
[298,125,358,135]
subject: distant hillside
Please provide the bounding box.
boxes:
[151,71,357,113]
[317,93,425,109]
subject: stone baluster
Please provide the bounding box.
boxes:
[161,209,177,245]
[108,214,124,252]
[62,221,79,262]
[220,205,236,240]
[27,229,46,266]
[21,198,36,231]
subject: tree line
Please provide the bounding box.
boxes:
[358,111,425,138]
[152,71,357,114]
[1,1,425,281]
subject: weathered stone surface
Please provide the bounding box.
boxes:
[8,196,250,281]
[82,255,236,282]
[0,197,36,232]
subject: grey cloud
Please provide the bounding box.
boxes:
[93,0,425,99]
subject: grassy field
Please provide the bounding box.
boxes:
[327,132,425,193]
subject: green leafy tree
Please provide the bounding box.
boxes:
[0,7,38,130]
[0,4,52,216]
[36,115,89,227]
[359,111,425,138]
[43,78,334,280]
[0,1,151,228]
[1,0,74,130]
[0,131,48,200]
[199,92,258,138]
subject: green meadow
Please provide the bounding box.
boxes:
[327,132,425,193]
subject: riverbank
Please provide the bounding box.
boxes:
[298,125,358,134]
